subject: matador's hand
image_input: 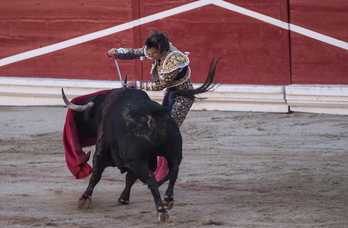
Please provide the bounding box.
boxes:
[107,48,118,58]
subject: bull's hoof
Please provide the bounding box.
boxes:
[118,198,129,205]
[158,212,170,223]
[163,195,174,210]
[78,196,92,209]
[163,200,174,210]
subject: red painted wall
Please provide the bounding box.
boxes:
[0,0,346,85]
[289,0,348,84]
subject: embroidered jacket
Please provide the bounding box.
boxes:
[115,45,192,91]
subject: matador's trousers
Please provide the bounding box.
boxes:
[154,87,194,181]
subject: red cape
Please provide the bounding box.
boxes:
[62,90,110,179]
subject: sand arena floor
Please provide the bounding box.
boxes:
[0,106,347,227]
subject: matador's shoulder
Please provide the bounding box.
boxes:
[161,49,189,74]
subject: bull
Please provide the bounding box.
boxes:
[61,58,219,222]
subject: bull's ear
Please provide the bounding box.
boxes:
[123,74,128,87]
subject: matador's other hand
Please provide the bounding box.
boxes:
[125,81,136,88]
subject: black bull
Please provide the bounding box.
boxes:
[61,58,219,222]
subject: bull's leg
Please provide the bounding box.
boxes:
[118,171,137,205]
[134,164,169,222]
[163,159,180,211]
[148,172,170,222]
[78,153,106,209]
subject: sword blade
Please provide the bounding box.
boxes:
[114,59,123,87]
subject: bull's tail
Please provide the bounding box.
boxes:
[167,57,220,110]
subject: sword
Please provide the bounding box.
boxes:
[114,59,124,87]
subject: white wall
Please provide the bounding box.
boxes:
[1,77,348,115]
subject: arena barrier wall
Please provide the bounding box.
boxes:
[0,0,347,114]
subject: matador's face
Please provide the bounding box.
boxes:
[147,47,166,61]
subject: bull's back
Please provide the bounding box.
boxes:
[103,89,181,154]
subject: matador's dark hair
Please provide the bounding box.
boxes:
[145,29,170,53]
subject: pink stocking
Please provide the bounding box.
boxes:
[154,156,168,182]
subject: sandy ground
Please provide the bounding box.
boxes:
[0,106,347,228]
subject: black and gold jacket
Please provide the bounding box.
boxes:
[116,45,192,91]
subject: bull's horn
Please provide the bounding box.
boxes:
[123,74,128,87]
[61,88,94,112]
